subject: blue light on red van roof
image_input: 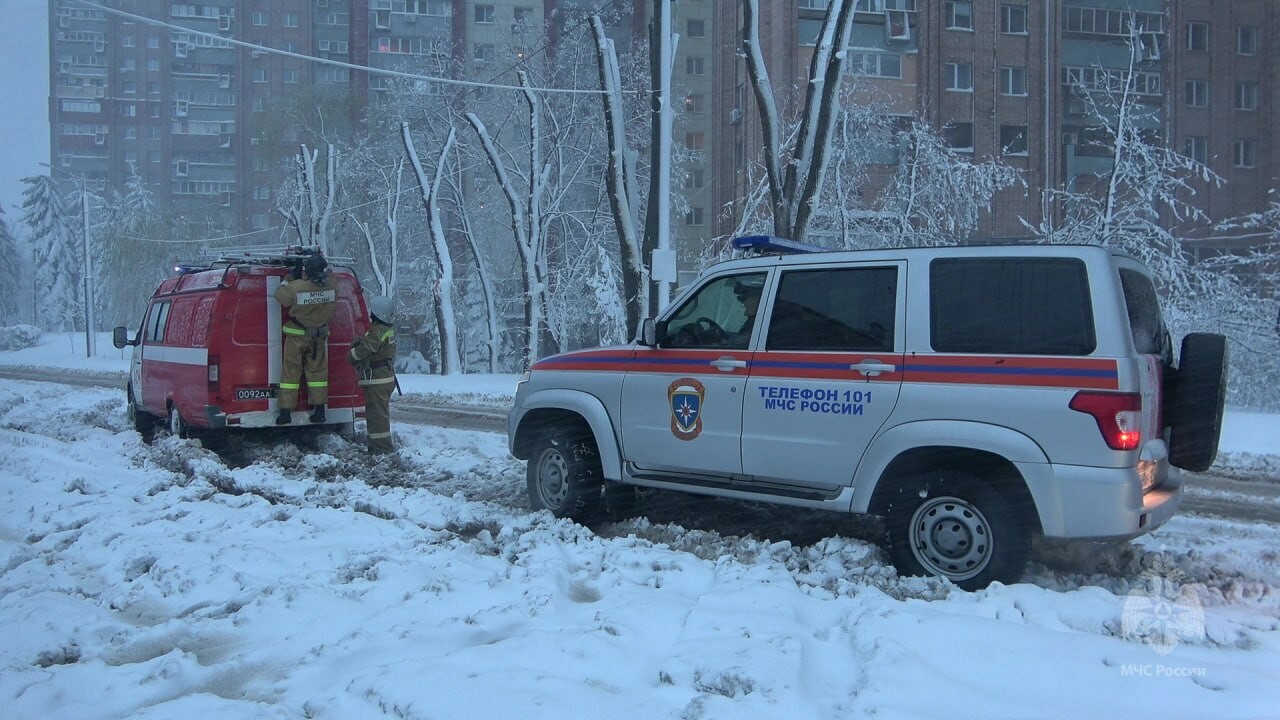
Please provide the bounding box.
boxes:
[731,235,824,255]
[174,263,207,275]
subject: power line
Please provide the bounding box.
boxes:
[73,0,614,96]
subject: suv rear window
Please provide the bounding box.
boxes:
[1119,267,1169,359]
[930,257,1096,355]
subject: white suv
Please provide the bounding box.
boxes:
[508,239,1227,589]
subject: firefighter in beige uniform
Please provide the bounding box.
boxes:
[274,253,336,424]
[348,295,397,453]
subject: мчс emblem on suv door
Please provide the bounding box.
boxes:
[668,378,706,440]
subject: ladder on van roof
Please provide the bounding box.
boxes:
[180,245,356,271]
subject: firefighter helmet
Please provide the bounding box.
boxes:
[303,253,328,280]
[369,295,394,323]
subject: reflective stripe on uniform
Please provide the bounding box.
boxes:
[368,431,393,439]
[283,325,307,336]
[280,382,301,390]
[305,380,328,388]
[380,329,395,342]
[359,377,397,386]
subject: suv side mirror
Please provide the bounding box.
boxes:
[112,326,133,349]
[638,318,656,347]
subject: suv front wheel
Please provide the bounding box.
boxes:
[527,426,604,523]
[885,471,1029,590]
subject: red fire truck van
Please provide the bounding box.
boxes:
[113,248,369,440]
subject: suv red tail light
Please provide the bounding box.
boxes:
[1070,391,1142,451]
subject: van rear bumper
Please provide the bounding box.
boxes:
[1040,464,1183,540]
[207,405,363,428]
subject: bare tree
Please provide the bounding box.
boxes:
[589,14,647,337]
[279,143,338,253]
[348,156,405,297]
[403,123,463,376]
[741,0,857,242]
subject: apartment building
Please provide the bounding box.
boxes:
[693,0,1275,259]
[50,1,1275,267]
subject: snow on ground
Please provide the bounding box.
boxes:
[2,333,1278,719]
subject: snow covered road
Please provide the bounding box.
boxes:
[2,379,1278,719]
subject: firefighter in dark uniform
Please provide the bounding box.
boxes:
[274,252,336,424]
[348,295,397,453]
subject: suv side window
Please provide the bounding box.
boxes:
[767,267,897,352]
[1119,268,1171,362]
[664,272,767,349]
[930,258,1096,355]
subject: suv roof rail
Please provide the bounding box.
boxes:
[732,235,826,255]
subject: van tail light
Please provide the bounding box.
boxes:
[1069,391,1141,451]
[207,356,220,384]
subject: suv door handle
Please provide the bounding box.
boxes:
[850,360,896,377]
[711,356,748,372]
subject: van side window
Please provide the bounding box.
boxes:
[930,258,1096,355]
[147,301,172,343]
[767,267,897,352]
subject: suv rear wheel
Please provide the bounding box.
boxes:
[885,471,1029,590]
[527,426,604,523]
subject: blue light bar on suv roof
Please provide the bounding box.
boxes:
[731,235,824,255]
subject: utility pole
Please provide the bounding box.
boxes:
[81,177,95,358]
[649,0,678,311]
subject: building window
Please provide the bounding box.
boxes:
[1237,26,1257,55]
[147,36,159,49]
[944,121,973,151]
[252,97,266,111]
[254,185,271,200]
[149,104,160,118]
[1000,5,1027,34]
[1184,136,1207,163]
[945,62,973,91]
[685,94,705,113]
[147,58,160,72]
[1186,22,1208,51]
[684,207,705,226]
[1184,80,1208,108]
[149,127,160,140]
[474,5,495,24]
[283,13,299,28]
[850,51,902,78]
[945,1,972,30]
[374,10,390,29]
[147,80,159,94]
[122,80,137,94]
[1000,125,1028,155]
[686,56,705,75]
[253,68,268,83]
[252,11,267,26]
[283,69,299,84]
[148,150,161,163]
[124,127,138,140]
[122,35,136,47]
[685,132,705,151]
[688,19,705,38]
[686,168,705,189]
[122,58,137,71]
[1233,140,1255,168]
[1235,82,1258,110]
[1000,66,1026,95]
[120,103,136,117]
[513,7,534,29]
[473,43,495,64]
